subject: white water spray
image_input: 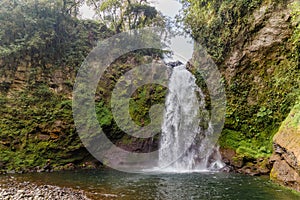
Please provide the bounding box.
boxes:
[158,65,224,172]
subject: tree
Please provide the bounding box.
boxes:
[87,0,164,33]
[61,0,85,17]
[179,0,263,62]
[0,0,106,64]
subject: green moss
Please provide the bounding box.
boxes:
[0,85,91,172]
[219,129,272,159]
[219,129,245,149]
[96,101,113,127]
[282,100,300,128]
[129,84,166,127]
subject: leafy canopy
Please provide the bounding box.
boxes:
[87,0,164,33]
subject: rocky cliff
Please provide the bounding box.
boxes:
[219,0,300,175]
[218,0,299,160]
[0,8,109,171]
[0,15,163,172]
[181,0,300,185]
[0,0,299,186]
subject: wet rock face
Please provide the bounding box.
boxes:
[270,103,300,191]
[0,58,75,95]
[225,3,291,76]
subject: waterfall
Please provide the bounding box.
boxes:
[158,65,224,172]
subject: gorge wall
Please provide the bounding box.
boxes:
[0,1,299,193]
[0,6,164,171]
[183,0,300,188]
[0,3,110,171]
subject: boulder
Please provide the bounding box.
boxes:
[166,61,183,68]
[270,102,300,191]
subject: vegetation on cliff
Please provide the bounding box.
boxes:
[0,0,109,172]
[0,0,164,172]
[0,0,299,174]
[181,0,300,160]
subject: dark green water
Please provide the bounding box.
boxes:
[2,169,300,200]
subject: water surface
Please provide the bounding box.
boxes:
[2,169,300,200]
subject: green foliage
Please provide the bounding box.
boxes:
[236,144,271,159]
[290,1,300,49]
[219,129,272,159]
[255,106,273,127]
[2,0,299,171]
[0,0,109,66]
[180,0,263,62]
[0,0,108,170]
[183,0,300,160]
[94,55,167,143]
[96,101,113,126]
[87,0,164,33]
[0,86,84,172]
[99,0,121,11]
[129,84,166,127]
[278,99,300,129]
[223,52,299,153]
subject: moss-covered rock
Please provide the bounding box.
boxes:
[0,6,110,172]
[270,100,300,191]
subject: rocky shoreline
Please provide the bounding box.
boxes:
[0,160,102,175]
[0,177,91,200]
[220,148,272,176]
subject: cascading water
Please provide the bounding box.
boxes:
[148,0,225,173]
[158,64,224,172]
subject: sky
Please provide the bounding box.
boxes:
[80,0,182,19]
[80,3,94,19]
[149,0,182,18]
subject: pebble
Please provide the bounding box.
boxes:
[0,179,91,200]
